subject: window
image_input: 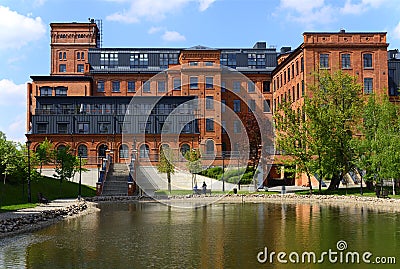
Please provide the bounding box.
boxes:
[301,57,304,72]
[63,52,66,60]
[221,121,226,133]
[221,81,226,92]
[173,78,181,90]
[40,87,52,96]
[296,61,299,75]
[297,83,300,99]
[301,80,305,96]
[78,122,89,134]
[320,54,329,68]
[59,64,66,72]
[248,81,255,92]
[233,81,241,92]
[234,120,241,133]
[158,81,166,92]
[220,53,236,68]
[263,100,271,113]
[77,52,80,60]
[55,87,67,96]
[130,53,148,68]
[206,77,214,89]
[81,52,85,60]
[263,81,270,93]
[206,140,214,154]
[364,78,373,94]
[206,96,214,110]
[288,67,291,82]
[248,99,256,112]
[143,81,151,92]
[206,118,214,131]
[78,145,88,158]
[189,61,198,66]
[77,64,84,73]
[248,53,256,68]
[363,53,373,68]
[109,53,118,68]
[139,144,150,158]
[180,144,190,156]
[98,144,108,158]
[341,54,351,69]
[205,61,214,66]
[119,144,129,159]
[59,52,62,60]
[37,123,47,134]
[97,80,105,92]
[233,100,241,112]
[159,53,169,68]
[99,122,111,133]
[221,99,226,113]
[284,71,286,84]
[190,76,198,89]
[128,81,135,92]
[112,81,120,92]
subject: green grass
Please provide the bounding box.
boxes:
[294,187,400,199]
[0,176,96,212]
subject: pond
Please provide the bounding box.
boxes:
[0,201,399,268]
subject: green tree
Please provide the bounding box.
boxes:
[54,145,80,183]
[157,147,175,194]
[184,149,202,189]
[36,138,54,174]
[307,70,363,190]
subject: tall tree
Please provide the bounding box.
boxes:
[157,147,175,194]
[36,138,54,174]
[184,149,202,189]
[54,145,80,183]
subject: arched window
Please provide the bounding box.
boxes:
[98,144,108,158]
[77,52,81,60]
[139,144,149,158]
[77,144,88,158]
[119,144,129,159]
[63,52,66,60]
[59,52,62,60]
[57,145,66,152]
[206,140,214,155]
[180,143,190,157]
[81,52,85,60]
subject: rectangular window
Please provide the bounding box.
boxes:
[206,118,214,132]
[206,96,214,110]
[97,80,105,92]
[233,81,241,92]
[248,99,256,112]
[234,120,241,133]
[221,99,226,113]
[99,122,111,134]
[287,67,291,82]
[112,81,120,92]
[220,53,236,68]
[55,87,67,96]
[221,121,226,134]
[297,83,300,99]
[190,76,198,89]
[263,100,271,113]
[206,77,214,89]
[205,61,214,66]
[77,64,84,73]
[302,80,305,96]
[263,81,270,93]
[143,81,151,92]
[40,87,52,96]
[128,81,135,92]
[248,81,255,92]
[296,61,299,75]
[173,78,181,90]
[189,61,198,66]
[363,53,373,68]
[78,123,89,134]
[37,123,47,134]
[320,54,329,68]
[59,64,66,72]
[158,81,166,92]
[57,123,68,134]
[233,100,241,112]
[364,78,373,94]
[341,54,351,69]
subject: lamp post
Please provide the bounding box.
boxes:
[97,163,101,181]
[26,140,32,203]
[78,150,82,200]
[222,151,225,192]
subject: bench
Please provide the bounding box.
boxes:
[376,189,389,198]
[193,189,212,195]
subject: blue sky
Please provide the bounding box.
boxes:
[1,0,400,142]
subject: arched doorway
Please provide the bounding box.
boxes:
[139,144,150,158]
[98,144,108,158]
[119,144,129,159]
[77,144,88,158]
[180,143,190,157]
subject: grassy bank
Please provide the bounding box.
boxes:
[0,176,96,212]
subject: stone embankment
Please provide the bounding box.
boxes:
[0,201,90,238]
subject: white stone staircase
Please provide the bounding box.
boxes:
[101,163,129,196]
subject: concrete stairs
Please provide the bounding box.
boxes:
[101,163,130,196]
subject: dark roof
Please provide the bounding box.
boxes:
[31,76,93,81]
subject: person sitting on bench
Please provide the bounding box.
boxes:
[38,192,49,204]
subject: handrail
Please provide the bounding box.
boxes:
[96,151,113,195]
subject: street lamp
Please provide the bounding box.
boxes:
[26,140,32,203]
[222,151,225,192]
[78,149,82,200]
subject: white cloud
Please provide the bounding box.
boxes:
[148,26,164,34]
[280,0,325,14]
[105,0,215,23]
[162,30,186,42]
[280,0,334,26]
[340,0,387,15]
[393,21,400,40]
[0,79,27,142]
[0,6,46,50]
